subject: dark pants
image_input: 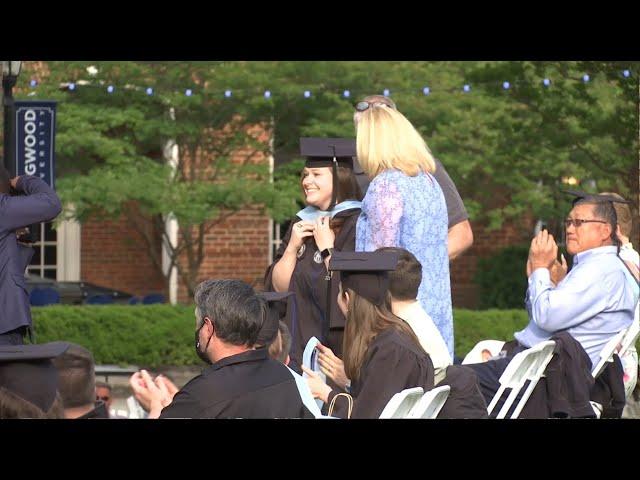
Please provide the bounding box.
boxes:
[0,326,28,345]
[467,341,529,418]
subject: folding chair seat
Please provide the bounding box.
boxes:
[462,340,505,365]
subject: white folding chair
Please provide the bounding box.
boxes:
[618,304,639,358]
[591,329,627,379]
[487,340,556,419]
[378,387,424,419]
[461,340,505,365]
[406,385,451,419]
[589,328,629,418]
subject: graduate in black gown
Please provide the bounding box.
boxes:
[302,251,435,419]
[265,138,363,373]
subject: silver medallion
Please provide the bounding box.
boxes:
[313,250,323,264]
[296,244,306,259]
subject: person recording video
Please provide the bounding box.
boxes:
[0,166,62,345]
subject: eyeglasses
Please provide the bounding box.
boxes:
[354,101,392,112]
[564,218,608,228]
[96,395,110,402]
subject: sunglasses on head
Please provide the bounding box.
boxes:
[354,101,393,112]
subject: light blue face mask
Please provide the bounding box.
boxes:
[296,200,362,222]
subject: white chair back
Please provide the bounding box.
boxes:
[406,385,451,419]
[379,387,424,419]
[591,329,627,379]
[487,340,556,419]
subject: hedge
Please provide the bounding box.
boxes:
[474,244,531,309]
[33,305,634,367]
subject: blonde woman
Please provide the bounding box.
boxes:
[355,104,454,358]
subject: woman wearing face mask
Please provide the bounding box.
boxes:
[264,138,363,373]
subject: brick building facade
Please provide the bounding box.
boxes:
[73,210,530,308]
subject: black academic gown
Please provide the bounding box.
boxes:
[264,208,360,372]
[159,348,314,419]
[327,328,435,419]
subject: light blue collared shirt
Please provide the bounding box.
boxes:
[514,245,636,367]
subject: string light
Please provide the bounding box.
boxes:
[40,70,632,102]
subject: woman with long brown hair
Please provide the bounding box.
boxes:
[264,138,362,373]
[303,251,434,418]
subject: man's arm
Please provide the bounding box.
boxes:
[431,159,473,260]
[0,176,62,232]
[448,220,473,260]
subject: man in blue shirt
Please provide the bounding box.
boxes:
[469,194,636,408]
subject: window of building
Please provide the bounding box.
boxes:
[26,222,57,279]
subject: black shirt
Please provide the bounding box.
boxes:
[159,348,314,419]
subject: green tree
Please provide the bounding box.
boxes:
[12,61,635,298]
[20,62,303,297]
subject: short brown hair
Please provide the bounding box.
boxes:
[376,247,422,301]
[53,343,96,409]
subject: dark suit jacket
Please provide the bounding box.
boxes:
[0,176,61,334]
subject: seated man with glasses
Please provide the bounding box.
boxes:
[466,191,636,416]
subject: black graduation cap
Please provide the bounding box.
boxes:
[256,291,295,346]
[300,137,356,169]
[564,189,631,207]
[329,251,400,306]
[0,342,70,413]
[300,138,356,210]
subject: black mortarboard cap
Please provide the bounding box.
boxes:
[299,137,355,169]
[0,342,70,413]
[329,251,400,306]
[256,291,295,346]
[564,189,632,207]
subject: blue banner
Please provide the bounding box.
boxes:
[14,101,57,188]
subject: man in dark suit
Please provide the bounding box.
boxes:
[0,166,62,345]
